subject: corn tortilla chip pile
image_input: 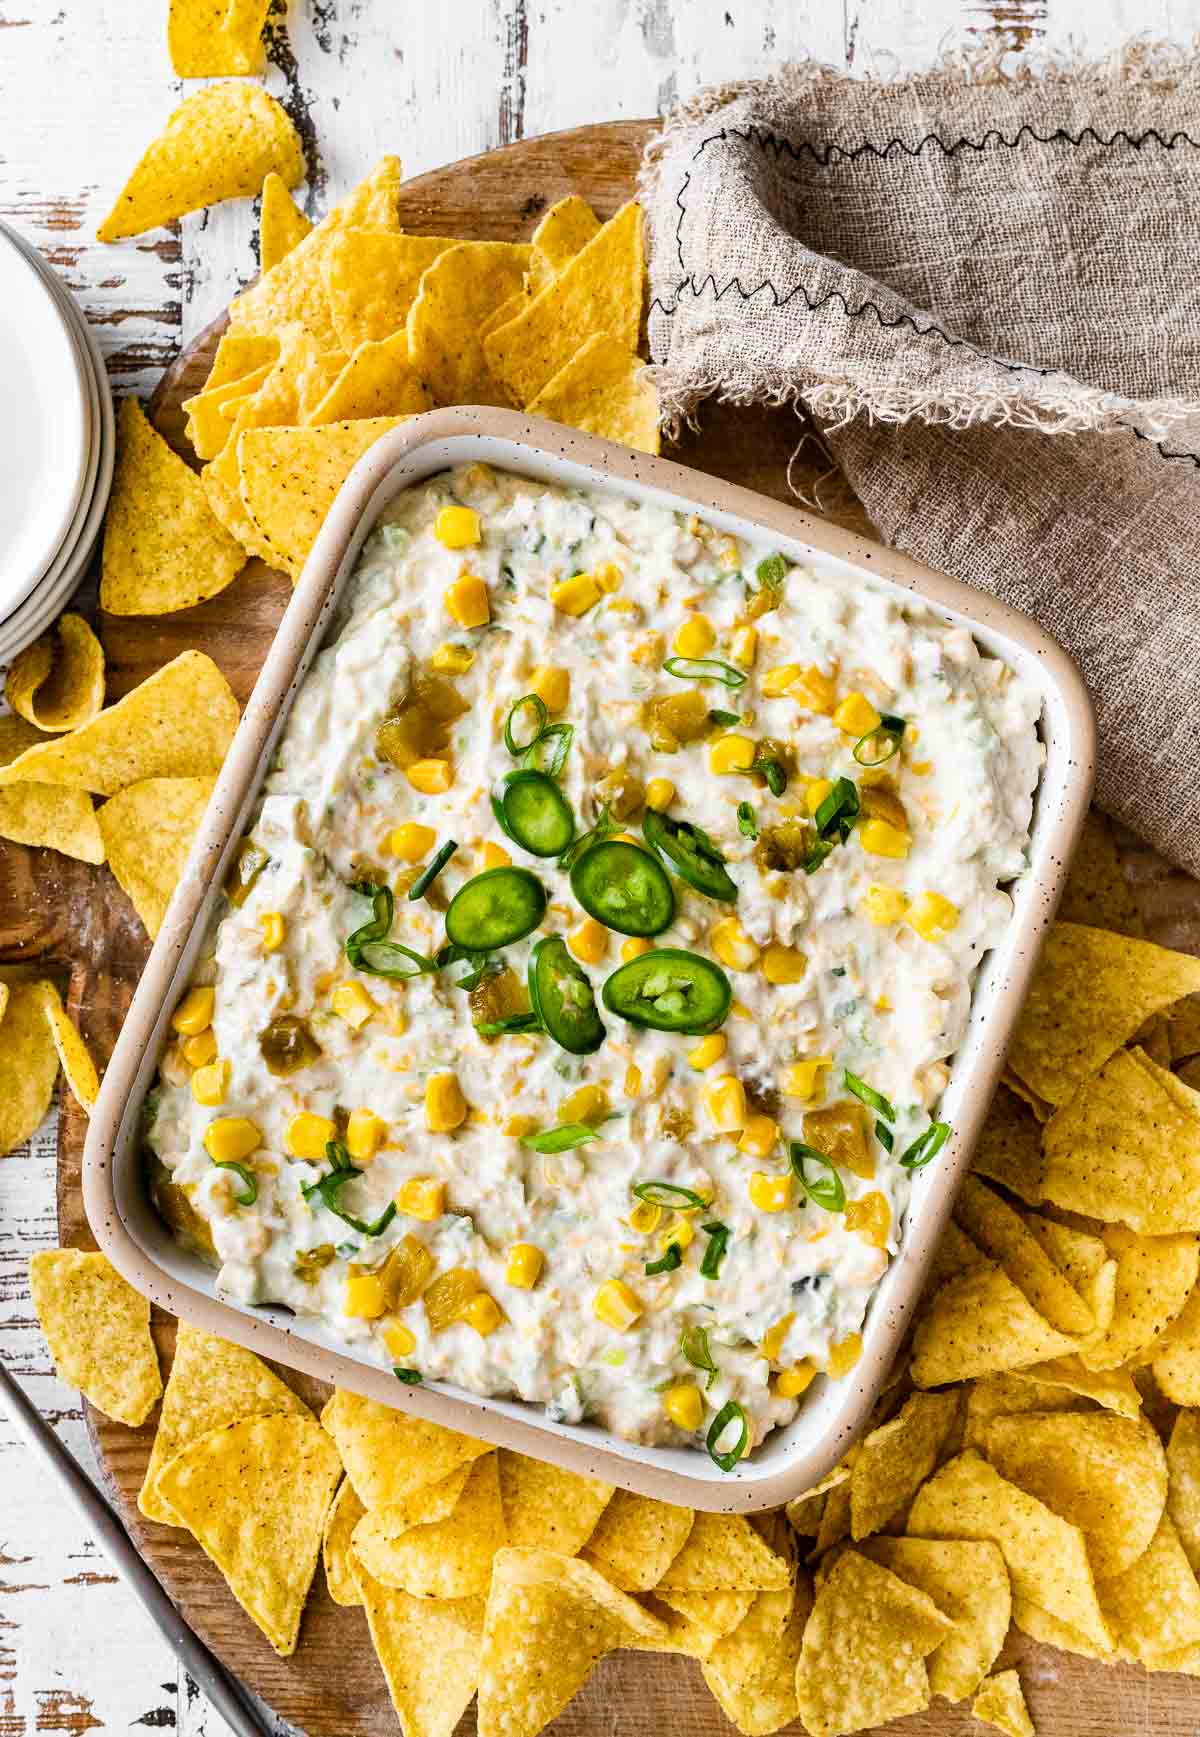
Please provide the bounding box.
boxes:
[0,978,101,1155]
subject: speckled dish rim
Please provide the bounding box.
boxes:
[84,407,1096,1514]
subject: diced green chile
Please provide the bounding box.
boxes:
[642,810,737,903]
[528,936,605,1055]
[493,770,575,857]
[445,867,547,950]
[570,840,675,937]
[602,948,732,1035]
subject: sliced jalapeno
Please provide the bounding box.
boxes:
[493,770,575,857]
[444,867,547,950]
[602,947,732,1035]
[642,809,737,903]
[528,936,605,1055]
[569,840,675,937]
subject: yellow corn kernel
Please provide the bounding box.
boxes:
[717,535,741,571]
[332,980,376,1030]
[259,912,286,953]
[530,665,570,713]
[406,758,453,795]
[910,759,933,776]
[645,777,675,812]
[660,1215,696,1253]
[595,562,623,593]
[628,1199,661,1235]
[390,821,437,862]
[593,1279,643,1331]
[623,1064,643,1099]
[775,1360,818,1399]
[688,1032,727,1071]
[180,1028,217,1068]
[172,985,215,1036]
[444,573,490,629]
[731,624,758,668]
[909,891,961,943]
[396,1176,447,1220]
[748,1169,792,1211]
[569,917,608,966]
[845,1190,891,1249]
[434,503,480,548]
[286,1112,336,1160]
[550,572,602,616]
[762,663,802,698]
[758,1312,796,1362]
[383,1321,416,1357]
[731,1001,753,1020]
[203,1116,261,1163]
[739,1116,781,1160]
[505,1243,544,1289]
[762,944,807,986]
[804,778,835,817]
[429,641,475,675]
[859,817,911,859]
[863,884,909,925]
[709,734,757,775]
[463,1292,504,1336]
[345,1109,384,1162]
[190,1060,230,1106]
[826,1334,863,1379]
[672,614,715,658]
[662,1384,704,1431]
[503,1114,537,1137]
[632,631,665,667]
[709,917,761,972]
[344,1273,388,1319]
[621,937,653,963]
[703,1073,747,1133]
[793,665,838,715]
[782,1055,834,1101]
[834,691,882,736]
[425,1072,467,1132]
[561,1083,609,1126]
[482,840,511,869]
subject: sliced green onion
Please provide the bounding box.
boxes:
[814,777,860,841]
[212,1161,257,1206]
[301,1140,397,1236]
[853,713,906,768]
[699,1220,731,1279]
[475,1011,544,1037]
[788,1143,846,1212]
[557,802,616,873]
[755,552,788,591]
[875,1118,894,1153]
[900,1121,952,1171]
[407,839,458,902]
[662,656,748,688]
[345,882,439,979]
[520,1123,599,1153]
[706,1399,750,1471]
[504,693,548,756]
[632,1180,709,1210]
[844,1070,896,1122]
[645,1243,683,1276]
[524,722,573,777]
[680,1321,719,1389]
[753,756,788,797]
[736,801,757,840]
[393,1367,423,1384]
[708,708,740,727]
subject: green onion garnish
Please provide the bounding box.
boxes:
[407,839,458,902]
[393,1367,423,1384]
[212,1161,257,1206]
[788,1142,847,1212]
[708,708,741,727]
[736,801,757,839]
[557,802,616,872]
[680,1321,719,1388]
[520,1123,600,1153]
[875,1119,894,1153]
[853,713,906,768]
[844,1070,896,1122]
[346,882,439,979]
[504,693,548,757]
[755,553,788,591]
[645,1242,683,1276]
[699,1220,731,1278]
[814,777,860,841]
[632,1180,709,1210]
[301,1140,398,1237]
[900,1121,952,1171]
[753,756,788,797]
[475,1011,544,1037]
[662,656,748,688]
[706,1399,750,1471]
[525,722,573,777]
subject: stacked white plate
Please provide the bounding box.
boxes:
[0,221,115,663]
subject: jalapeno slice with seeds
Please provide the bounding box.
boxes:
[528,936,605,1055]
[602,947,732,1035]
[493,770,575,857]
[569,840,675,937]
[642,809,737,903]
[444,867,547,951]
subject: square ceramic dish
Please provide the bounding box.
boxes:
[84,407,1095,1512]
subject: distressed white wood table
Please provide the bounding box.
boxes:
[0,0,1187,1729]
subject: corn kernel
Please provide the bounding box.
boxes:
[390,822,437,862]
[702,1074,747,1133]
[560,1083,609,1126]
[569,917,608,966]
[826,1334,863,1379]
[910,759,933,776]
[530,665,570,713]
[463,1293,504,1336]
[793,665,838,715]
[396,1176,446,1220]
[758,1313,796,1361]
[863,884,909,925]
[482,840,511,869]
[430,641,475,675]
[805,777,835,817]
[775,1360,818,1399]
[782,1055,834,1100]
[762,663,802,698]
[709,734,757,775]
[332,980,376,1029]
[505,1243,544,1289]
[434,504,481,548]
[748,1169,792,1211]
[859,817,911,859]
[190,1060,230,1106]
[286,1112,336,1160]
[172,986,215,1036]
[621,937,653,962]
[504,1114,537,1137]
[595,562,623,593]
[645,777,675,812]
[762,944,807,985]
[661,1215,696,1253]
[731,624,758,668]
[425,1072,467,1132]
[259,912,286,953]
[444,573,490,629]
[550,573,602,616]
[834,692,882,736]
[731,1001,753,1020]
[739,1115,780,1159]
[623,1064,643,1098]
[909,891,961,943]
[717,535,741,571]
[628,1199,661,1234]
[709,917,761,972]
[345,1108,384,1162]
[344,1273,388,1319]
[203,1116,261,1163]
[406,758,453,795]
[383,1321,416,1357]
[662,1384,704,1431]
[672,614,715,658]
[845,1190,891,1249]
[180,1028,217,1068]
[688,1033,727,1071]
[593,1279,643,1331]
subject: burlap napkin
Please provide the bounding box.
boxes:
[641,47,1200,876]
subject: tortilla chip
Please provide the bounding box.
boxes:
[973,1670,1035,1737]
[156,1414,340,1656]
[1059,810,1143,936]
[98,83,303,242]
[238,416,405,579]
[183,363,274,461]
[1151,1281,1200,1403]
[334,155,403,229]
[201,466,279,564]
[96,776,215,939]
[639,1590,755,1659]
[1137,1012,1174,1069]
[656,1512,790,1593]
[168,0,269,75]
[970,1086,1045,1204]
[0,981,65,1155]
[1168,1411,1200,1577]
[579,1488,693,1590]
[924,1220,990,1296]
[353,1557,483,1737]
[1006,923,1200,1111]
[0,716,105,864]
[529,194,601,289]
[795,1549,953,1737]
[527,333,660,454]
[911,1261,1078,1387]
[319,1387,490,1508]
[306,332,432,426]
[962,1373,1090,1452]
[484,201,645,406]
[481,287,526,342]
[1171,996,1200,1066]
[351,1452,504,1598]
[784,1491,825,1536]
[321,1478,365,1605]
[30,980,98,1111]
[101,400,246,613]
[954,1177,1095,1335]
[477,1547,667,1737]
[1074,1224,1199,1370]
[815,1477,852,1555]
[859,1537,1009,1702]
[1097,1510,1200,1665]
[260,170,312,273]
[1011,1356,1142,1418]
[7,614,104,734]
[496,1449,612,1555]
[906,1450,1111,1650]
[204,332,281,392]
[138,1322,310,1526]
[325,229,468,351]
[1012,1596,1113,1659]
[208,335,349,500]
[701,1573,811,1737]
[849,1390,960,1539]
[29,1248,161,1425]
[407,241,532,406]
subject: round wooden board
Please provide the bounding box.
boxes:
[27,121,1200,1737]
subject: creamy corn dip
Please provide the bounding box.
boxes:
[146,461,1042,1465]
